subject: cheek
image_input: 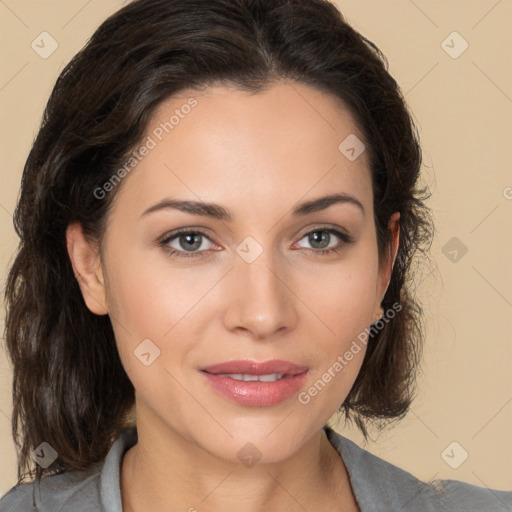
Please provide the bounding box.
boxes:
[293,245,379,336]
[104,242,219,337]
[290,242,379,402]
[102,242,229,390]
[105,235,379,349]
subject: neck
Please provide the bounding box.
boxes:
[120,407,356,511]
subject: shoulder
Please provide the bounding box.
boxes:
[0,465,102,512]
[433,478,512,512]
[325,427,512,512]
[0,427,137,512]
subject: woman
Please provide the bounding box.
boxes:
[1,0,510,510]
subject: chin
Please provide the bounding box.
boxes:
[194,421,315,467]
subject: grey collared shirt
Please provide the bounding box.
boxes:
[1,427,511,511]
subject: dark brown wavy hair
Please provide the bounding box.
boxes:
[3,0,434,484]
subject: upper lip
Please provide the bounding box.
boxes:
[200,360,309,376]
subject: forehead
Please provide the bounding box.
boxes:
[110,81,373,221]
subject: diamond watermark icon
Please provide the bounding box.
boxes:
[236,236,263,263]
[31,32,59,59]
[441,31,468,59]
[237,442,263,468]
[442,237,468,263]
[338,134,365,161]
[134,338,161,366]
[31,442,58,469]
[441,441,469,469]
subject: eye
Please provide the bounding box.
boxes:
[294,227,353,254]
[158,226,354,259]
[159,229,217,258]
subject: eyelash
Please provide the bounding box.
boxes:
[158,226,354,259]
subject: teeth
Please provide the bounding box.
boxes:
[217,373,285,382]
[258,373,284,382]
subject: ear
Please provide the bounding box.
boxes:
[66,221,108,315]
[375,211,400,309]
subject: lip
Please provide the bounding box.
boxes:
[199,359,309,407]
[200,359,309,376]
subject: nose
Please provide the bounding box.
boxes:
[222,252,298,340]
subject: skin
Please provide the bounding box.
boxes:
[67,80,400,511]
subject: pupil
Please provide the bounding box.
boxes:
[309,231,329,249]
[180,233,201,251]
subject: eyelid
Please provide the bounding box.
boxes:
[294,224,353,243]
[291,227,354,252]
[159,227,217,249]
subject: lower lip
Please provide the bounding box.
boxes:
[200,371,309,407]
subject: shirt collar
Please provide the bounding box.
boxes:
[99,425,443,512]
[100,427,137,511]
[324,426,443,511]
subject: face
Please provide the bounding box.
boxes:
[70,81,399,465]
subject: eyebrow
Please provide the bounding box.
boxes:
[141,193,365,220]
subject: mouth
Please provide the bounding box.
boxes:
[199,360,309,407]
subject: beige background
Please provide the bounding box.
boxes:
[1,0,511,497]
